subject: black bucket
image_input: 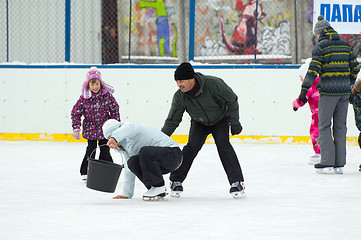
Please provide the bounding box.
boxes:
[86,159,123,193]
[86,146,124,193]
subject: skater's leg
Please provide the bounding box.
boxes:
[310,113,320,154]
[318,95,338,166]
[170,120,209,183]
[80,140,97,175]
[98,139,113,162]
[333,95,348,167]
[127,155,147,187]
[211,118,244,184]
[138,146,183,188]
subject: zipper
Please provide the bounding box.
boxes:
[195,98,211,124]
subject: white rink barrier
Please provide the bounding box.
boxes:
[0,64,359,144]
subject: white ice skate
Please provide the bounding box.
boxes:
[81,175,87,181]
[333,167,343,174]
[309,154,321,165]
[170,181,183,198]
[229,181,246,199]
[142,186,167,201]
[315,167,334,174]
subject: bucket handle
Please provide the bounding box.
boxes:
[89,144,125,167]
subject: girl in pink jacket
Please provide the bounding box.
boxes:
[71,67,120,180]
[292,58,320,164]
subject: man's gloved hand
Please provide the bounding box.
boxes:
[298,89,308,104]
[293,106,298,111]
[72,129,81,140]
[231,123,243,135]
[358,132,361,149]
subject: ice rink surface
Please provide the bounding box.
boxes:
[0,141,360,240]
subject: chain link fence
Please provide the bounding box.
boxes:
[1,0,360,65]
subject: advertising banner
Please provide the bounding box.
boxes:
[313,0,361,34]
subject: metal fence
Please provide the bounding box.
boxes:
[1,0,361,65]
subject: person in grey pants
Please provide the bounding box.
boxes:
[298,16,360,174]
[318,95,349,171]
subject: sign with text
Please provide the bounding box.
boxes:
[313,0,361,34]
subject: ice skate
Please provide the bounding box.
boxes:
[333,167,343,174]
[314,164,334,174]
[142,186,167,201]
[81,175,87,181]
[170,181,183,198]
[308,154,321,165]
[229,181,246,199]
[359,164,361,172]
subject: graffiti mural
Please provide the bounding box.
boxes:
[199,36,228,56]
[116,0,360,62]
[120,0,178,57]
[222,0,266,54]
[197,0,292,57]
[217,0,267,55]
[139,0,169,56]
[257,12,291,55]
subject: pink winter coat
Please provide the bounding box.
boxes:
[293,76,320,154]
[293,76,319,114]
[71,91,120,140]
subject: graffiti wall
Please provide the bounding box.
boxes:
[118,0,180,60]
[194,0,292,62]
[114,0,361,64]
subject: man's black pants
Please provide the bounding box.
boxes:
[170,118,244,184]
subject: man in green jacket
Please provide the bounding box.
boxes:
[161,62,245,199]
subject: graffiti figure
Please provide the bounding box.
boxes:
[139,0,171,56]
[220,0,266,54]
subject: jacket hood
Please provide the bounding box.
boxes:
[318,26,340,41]
[81,77,114,99]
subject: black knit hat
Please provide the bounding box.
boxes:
[174,62,195,80]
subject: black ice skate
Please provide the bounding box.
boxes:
[170,181,183,198]
[229,181,246,199]
[142,186,167,201]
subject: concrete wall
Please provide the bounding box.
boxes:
[0,65,359,142]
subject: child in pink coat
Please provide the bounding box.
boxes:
[292,58,320,164]
[71,67,121,180]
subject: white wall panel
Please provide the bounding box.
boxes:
[0,67,359,137]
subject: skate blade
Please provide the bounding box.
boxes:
[142,193,167,201]
[170,191,181,198]
[315,168,334,174]
[231,191,246,199]
[308,161,320,165]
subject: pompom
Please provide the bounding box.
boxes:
[317,15,324,21]
[89,66,98,71]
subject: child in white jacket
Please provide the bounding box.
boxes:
[102,119,182,200]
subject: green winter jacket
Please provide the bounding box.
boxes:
[161,72,240,136]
